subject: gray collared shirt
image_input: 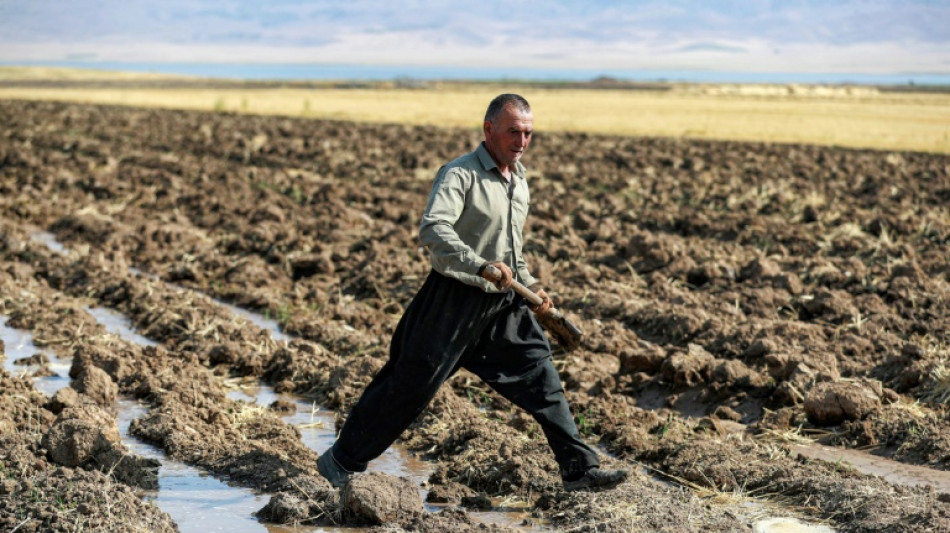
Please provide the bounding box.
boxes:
[420,142,538,293]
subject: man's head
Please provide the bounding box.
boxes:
[483,94,533,173]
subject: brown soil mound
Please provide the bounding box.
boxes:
[0,373,174,532]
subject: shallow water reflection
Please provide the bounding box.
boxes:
[87,306,160,348]
[117,399,290,533]
[0,317,71,397]
[754,517,835,533]
[793,443,950,496]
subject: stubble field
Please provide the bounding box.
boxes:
[2,66,949,155]
[1,92,950,532]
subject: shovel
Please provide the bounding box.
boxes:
[483,264,584,351]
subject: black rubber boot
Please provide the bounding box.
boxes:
[563,467,629,492]
[317,449,354,488]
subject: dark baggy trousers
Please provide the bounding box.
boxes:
[330,270,600,479]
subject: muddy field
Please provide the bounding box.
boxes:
[1,99,950,532]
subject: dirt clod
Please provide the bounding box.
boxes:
[804,381,883,426]
[72,365,118,409]
[342,472,423,525]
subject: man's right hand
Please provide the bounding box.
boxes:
[480,262,513,290]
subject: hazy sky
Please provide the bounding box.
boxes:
[1,0,948,74]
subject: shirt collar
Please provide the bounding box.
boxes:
[476,142,526,181]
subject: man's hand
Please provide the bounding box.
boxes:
[480,261,513,290]
[528,284,554,315]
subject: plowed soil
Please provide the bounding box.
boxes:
[2,99,950,532]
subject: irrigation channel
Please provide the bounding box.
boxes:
[14,231,943,531]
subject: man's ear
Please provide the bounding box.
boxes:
[483,120,492,137]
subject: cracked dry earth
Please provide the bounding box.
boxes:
[1,99,950,532]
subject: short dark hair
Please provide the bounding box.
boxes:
[484,94,531,123]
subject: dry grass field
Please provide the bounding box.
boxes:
[1,66,948,154]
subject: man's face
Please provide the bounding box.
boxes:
[484,105,533,171]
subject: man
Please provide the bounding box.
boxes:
[318,94,628,492]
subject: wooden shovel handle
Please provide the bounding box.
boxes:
[482,264,544,306]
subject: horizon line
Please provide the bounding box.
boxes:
[3,60,950,86]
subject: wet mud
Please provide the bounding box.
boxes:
[1,99,950,531]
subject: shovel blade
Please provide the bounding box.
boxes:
[537,309,583,351]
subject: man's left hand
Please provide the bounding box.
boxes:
[529,286,554,315]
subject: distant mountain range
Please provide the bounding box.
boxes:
[1,1,948,75]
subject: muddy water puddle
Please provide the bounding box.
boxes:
[226,379,431,489]
[0,317,70,397]
[86,306,160,348]
[0,315,304,532]
[793,443,950,496]
[754,518,834,533]
[116,399,331,533]
[215,300,294,343]
[730,499,835,533]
